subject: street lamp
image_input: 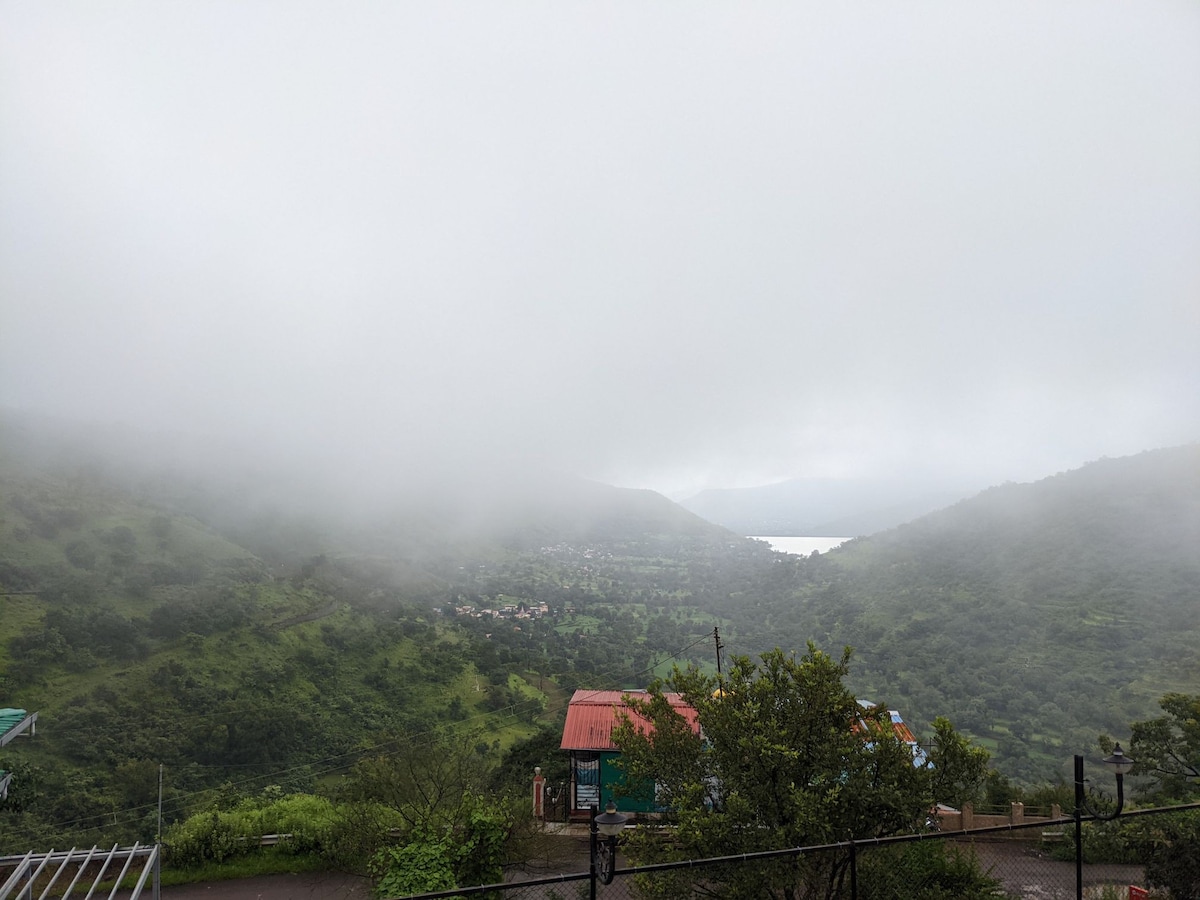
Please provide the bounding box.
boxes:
[1074,744,1134,900]
[590,801,629,895]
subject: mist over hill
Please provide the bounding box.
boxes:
[681,477,974,536]
[0,410,731,562]
[0,413,761,851]
[2,411,1198,847]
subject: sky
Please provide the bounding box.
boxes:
[2,2,1198,500]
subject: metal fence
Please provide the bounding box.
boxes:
[393,805,1200,900]
[0,844,160,900]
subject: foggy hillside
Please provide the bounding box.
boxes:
[3,407,1199,847]
[0,410,734,572]
[2,1,1199,873]
[722,444,1200,781]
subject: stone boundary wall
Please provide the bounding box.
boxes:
[938,801,1065,837]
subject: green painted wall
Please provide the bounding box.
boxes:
[600,751,656,813]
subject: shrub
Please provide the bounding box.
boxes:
[857,840,1003,900]
[368,795,511,895]
[163,792,338,868]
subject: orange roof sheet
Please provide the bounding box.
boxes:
[890,714,917,744]
[856,703,919,745]
[560,690,700,750]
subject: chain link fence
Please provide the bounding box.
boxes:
[392,804,1200,900]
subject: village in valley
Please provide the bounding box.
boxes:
[451,599,552,623]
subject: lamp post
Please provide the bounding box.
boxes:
[1074,744,1134,900]
[590,801,628,898]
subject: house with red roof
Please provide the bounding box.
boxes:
[559,689,925,820]
[559,689,700,818]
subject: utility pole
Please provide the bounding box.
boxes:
[156,763,164,900]
[157,764,163,842]
[713,627,724,678]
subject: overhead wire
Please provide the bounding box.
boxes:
[23,627,722,835]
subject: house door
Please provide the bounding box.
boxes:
[573,752,600,812]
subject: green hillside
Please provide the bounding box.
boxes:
[0,461,528,851]
[0,417,752,852]
[720,445,1200,782]
[4,414,1198,852]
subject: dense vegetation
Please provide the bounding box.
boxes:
[0,419,754,852]
[2,415,1198,869]
[716,447,1200,782]
[612,647,1000,899]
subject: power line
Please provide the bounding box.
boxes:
[22,630,723,836]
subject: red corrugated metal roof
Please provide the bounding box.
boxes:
[560,690,700,750]
[560,691,921,753]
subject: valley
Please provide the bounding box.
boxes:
[2,415,1198,855]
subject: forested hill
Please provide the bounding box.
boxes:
[0,411,732,565]
[0,413,762,851]
[3,410,1198,850]
[723,445,1200,781]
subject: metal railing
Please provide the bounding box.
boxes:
[389,803,1200,899]
[0,844,160,900]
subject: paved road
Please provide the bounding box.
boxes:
[971,840,1145,899]
[133,837,1146,899]
[148,873,371,900]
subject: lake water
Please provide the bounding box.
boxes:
[749,535,854,556]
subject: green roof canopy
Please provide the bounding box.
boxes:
[0,708,37,746]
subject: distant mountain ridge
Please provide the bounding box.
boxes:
[0,410,732,564]
[681,477,972,536]
[4,407,1198,797]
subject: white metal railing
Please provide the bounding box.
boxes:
[0,844,159,900]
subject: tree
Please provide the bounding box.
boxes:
[150,514,172,550]
[927,715,990,809]
[1129,693,1200,802]
[491,726,571,793]
[613,645,992,899]
[1125,694,1200,899]
[340,730,494,834]
[1137,812,1200,900]
[64,539,97,570]
[337,731,526,890]
[370,796,511,895]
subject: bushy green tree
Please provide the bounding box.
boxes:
[613,645,993,899]
[339,730,494,834]
[491,726,571,793]
[370,795,511,896]
[856,841,1003,900]
[1125,694,1200,898]
[1130,693,1200,803]
[927,715,990,809]
[1137,812,1200,900]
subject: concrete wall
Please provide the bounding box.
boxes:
[938,802,1065,836]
